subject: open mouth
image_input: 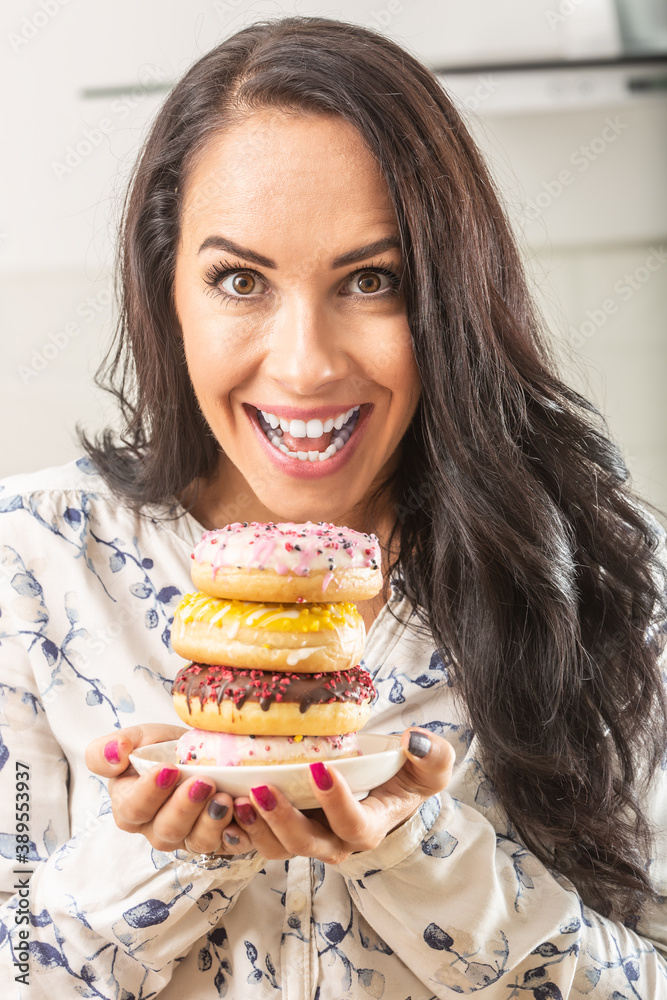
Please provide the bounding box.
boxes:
[255,405,361,462]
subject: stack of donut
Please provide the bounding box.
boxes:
[170,521,382,767]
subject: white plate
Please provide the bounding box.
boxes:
[130,733,405,810]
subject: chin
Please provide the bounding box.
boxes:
[248,481,354,524]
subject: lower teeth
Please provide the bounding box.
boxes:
[259,411,358,462]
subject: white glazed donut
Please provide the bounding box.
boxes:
[175,728,362,766]
[191,521,382,602]
[171,592,365,673]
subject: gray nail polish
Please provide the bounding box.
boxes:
[408,731,431,758]
[224,831,240,846]
[208,800,229,821]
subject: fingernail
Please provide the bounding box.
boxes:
[235,803,257,825]
[103,740,120,764]
[207,800,229,821]
[188,780,213,802]
[408,731,431,758]
[310,762,333,791]
[156,767,179,789]
[224,830,240,846]
[251,785,277,811]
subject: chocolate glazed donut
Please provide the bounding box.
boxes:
[171,662,376,736]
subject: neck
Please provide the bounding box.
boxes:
[183,460,399,554]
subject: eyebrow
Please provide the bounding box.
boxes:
[197,234,402,269]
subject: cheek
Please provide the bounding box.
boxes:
[179,309,259,401]
[365,324,418,392]
[184,343,248,412]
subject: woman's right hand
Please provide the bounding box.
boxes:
[85,725,240,856]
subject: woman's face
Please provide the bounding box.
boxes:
[173,110,420,527]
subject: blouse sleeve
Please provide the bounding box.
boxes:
[0,580,265,998]
[337,780,667,998]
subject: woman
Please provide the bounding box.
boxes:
[1,15,666,999]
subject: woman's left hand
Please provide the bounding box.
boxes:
[221,728,455,861]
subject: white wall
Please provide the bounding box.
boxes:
[453,85,667,521]
[1,0,665,521]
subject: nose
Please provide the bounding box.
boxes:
[263,295,351,396]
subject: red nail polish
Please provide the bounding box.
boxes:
[188,780,213,802]
[251,785,277,811]
[235,803,257,825]
[103,740,120,764]
[310,762,333,791]
[156,767,179,789]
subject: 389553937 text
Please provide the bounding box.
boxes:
[14,760,33,986]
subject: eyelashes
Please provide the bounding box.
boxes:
[203,256,402,305]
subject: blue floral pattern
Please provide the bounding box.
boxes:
[0,459,666,998]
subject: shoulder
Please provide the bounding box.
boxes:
[0,458,199,623]
[0,456,200,558]
[0,457,131,545]
[0,458,134,572]
[0,456,113,508]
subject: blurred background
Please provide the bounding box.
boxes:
[1,0,666,520]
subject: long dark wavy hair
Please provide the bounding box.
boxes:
[82,15,667,921]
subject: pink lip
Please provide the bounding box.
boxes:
[247,402,363,421]
[244,403,372,479]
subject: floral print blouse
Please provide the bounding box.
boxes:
[0,458,666,999]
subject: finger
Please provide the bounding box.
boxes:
[234,796,290,859]
[110,763,185,829]
[228,789,296,861]
[247,785,343,863]
[148,775,219,850]
[358,730,455,825]
[394,729,456,798]
[179,793,235,855]
[219,822,253,855]
[112,767,213,837]
[85,724,187,777]
[307,764,387,854]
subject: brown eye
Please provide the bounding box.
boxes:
[231,273,255,295]
[356,271,382,293]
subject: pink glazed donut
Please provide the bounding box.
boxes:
[190,521,382,602]
[175,729,362,767]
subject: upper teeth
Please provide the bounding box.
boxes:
[260,406,359,439]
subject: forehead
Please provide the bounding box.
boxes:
[179,111,398,246]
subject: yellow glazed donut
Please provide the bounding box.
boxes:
[171,662,375,736]
[171,592,365,673]
[190,521,382,602]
